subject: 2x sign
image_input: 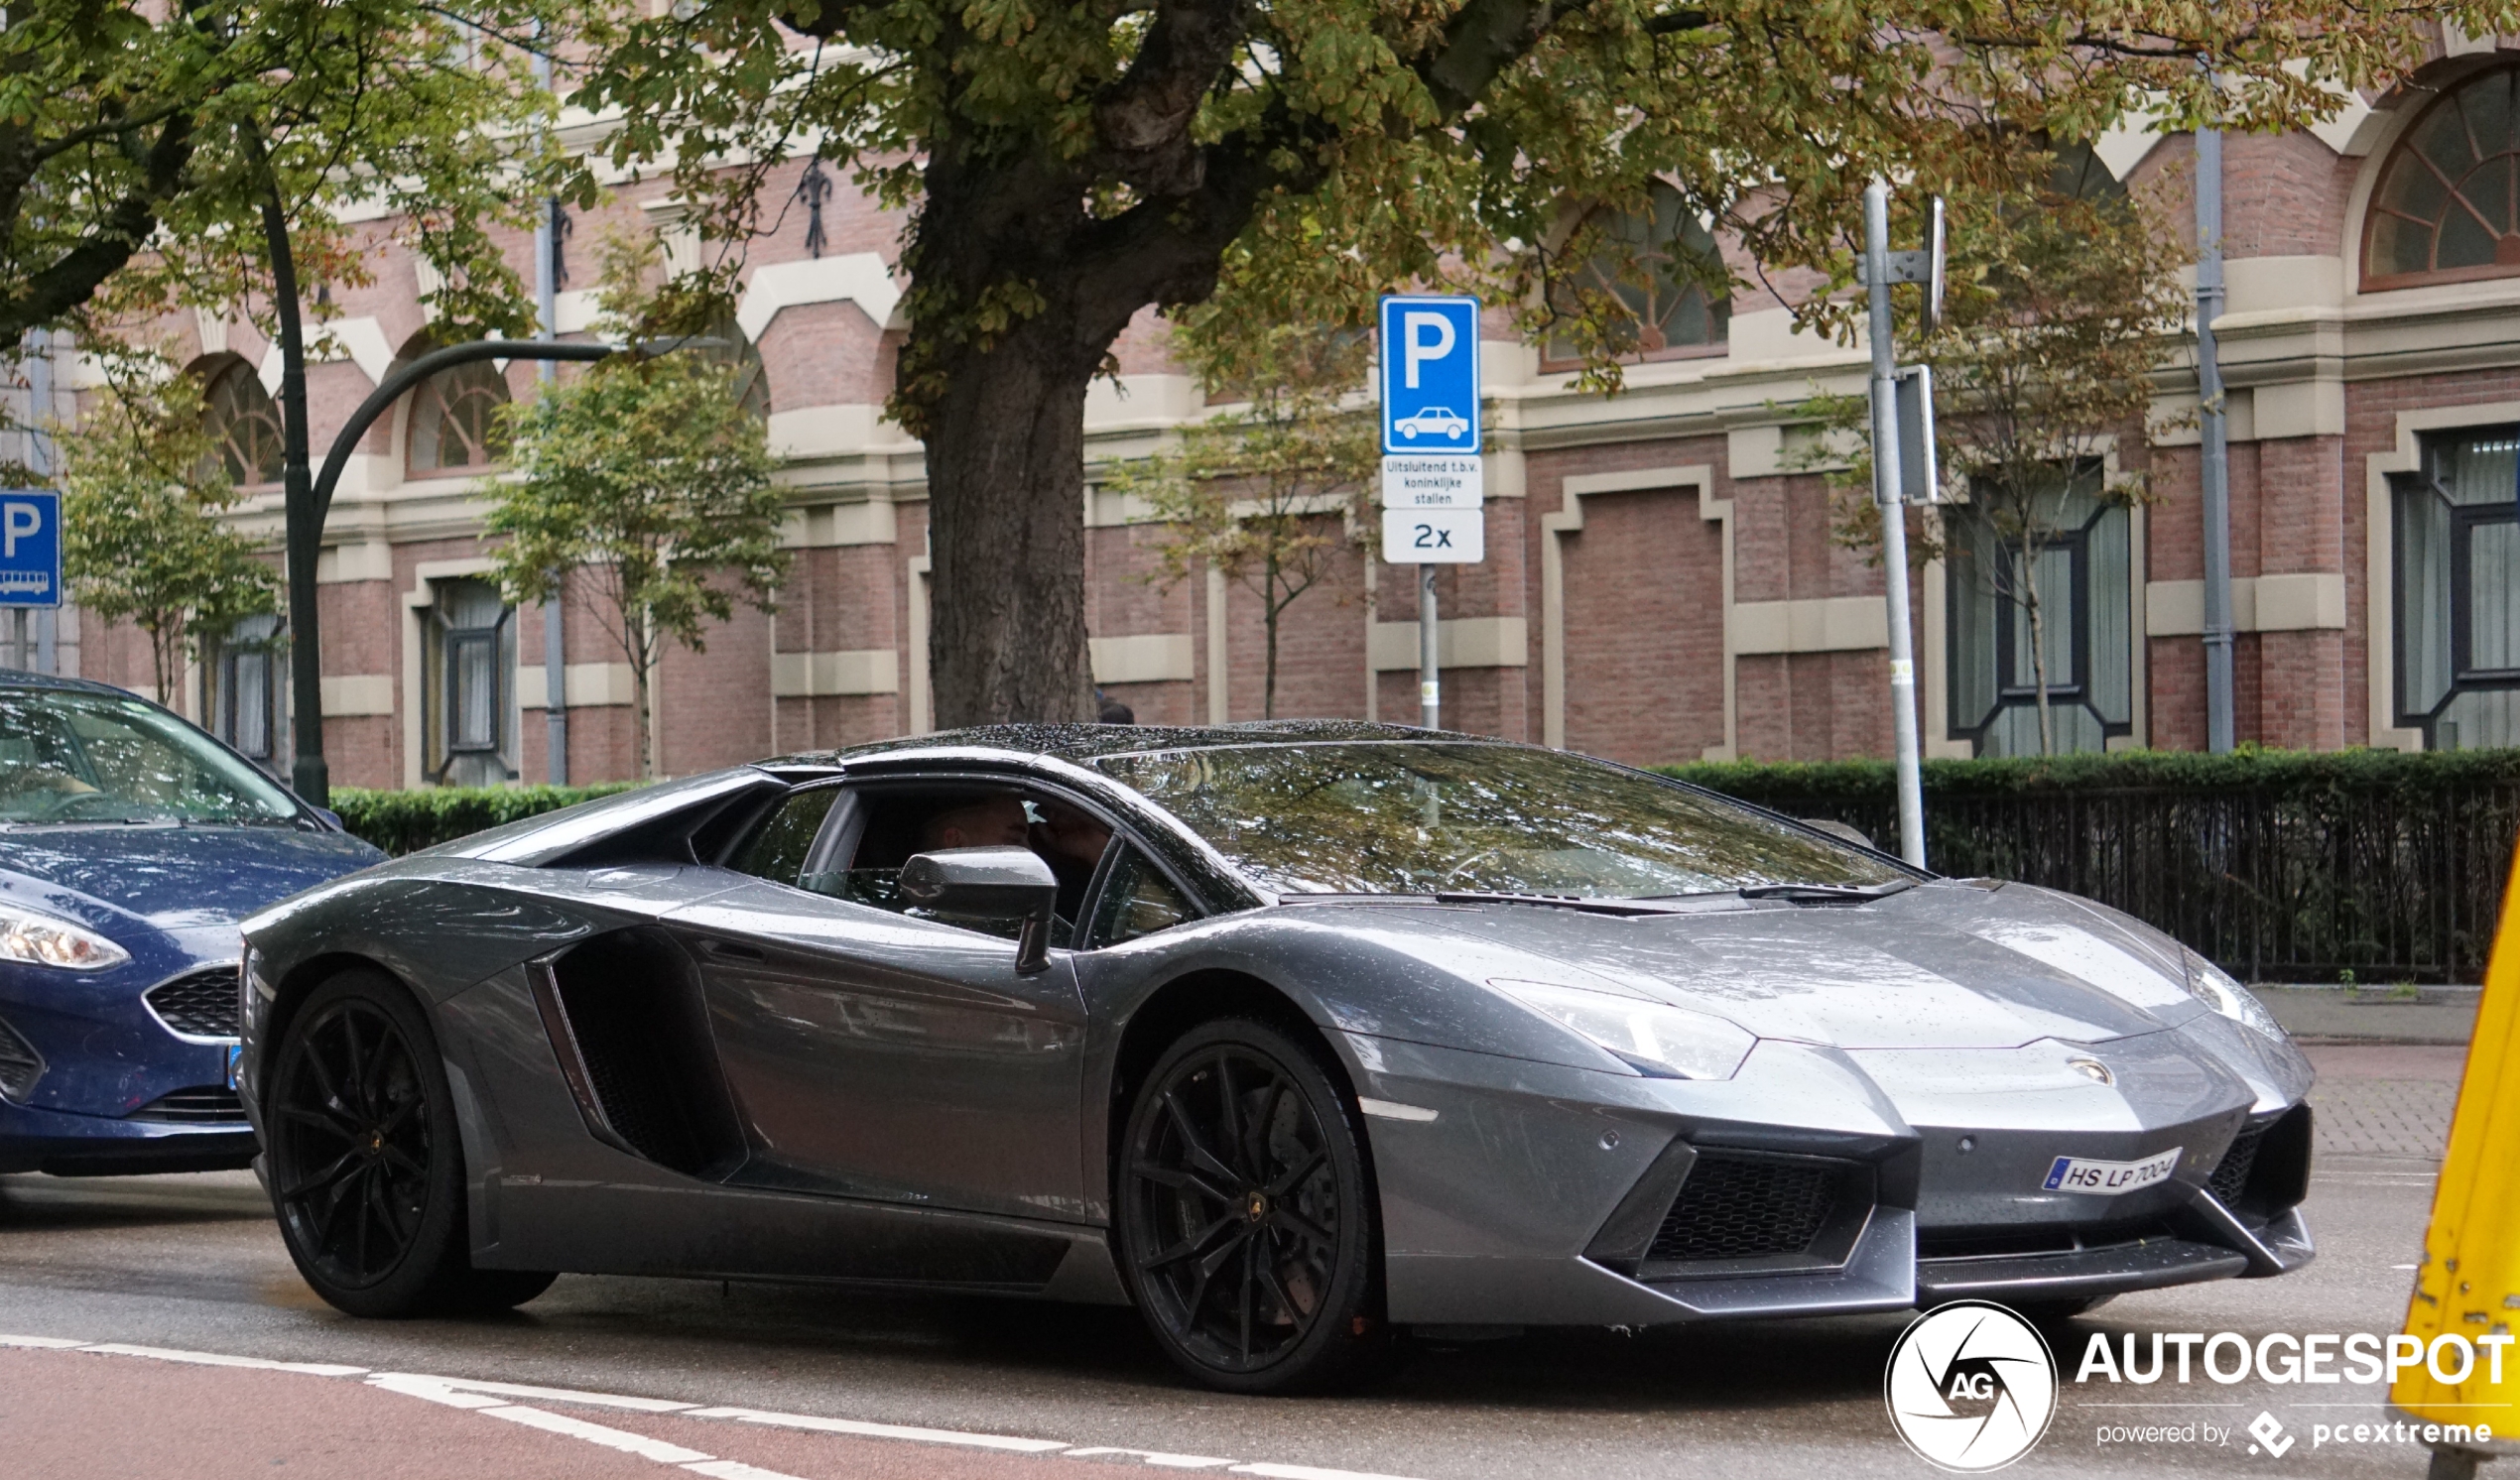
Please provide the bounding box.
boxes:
[0,489,62,608]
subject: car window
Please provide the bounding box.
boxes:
[1087,846,1196,947]
[826,783,1115,950]
[0,689,301,825]
[1091,741,1908,899]
[731,785,843,887]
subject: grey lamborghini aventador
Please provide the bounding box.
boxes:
[236,723,2313,1392]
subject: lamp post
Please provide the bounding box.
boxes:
[276,335,620,806]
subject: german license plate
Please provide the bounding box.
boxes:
[225,1043,244,1091]
[2043,1147,2181,1193]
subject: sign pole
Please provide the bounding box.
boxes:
[1419,565,1440,729]
[1865,182,1929,869]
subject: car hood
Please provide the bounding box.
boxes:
[0,823,385,932]
[1393,880,2210,1049]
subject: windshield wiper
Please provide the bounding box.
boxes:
[1733,880,1919,905]
[1431,891,1685,917]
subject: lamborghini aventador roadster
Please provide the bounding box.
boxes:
[237,722,2314,1392]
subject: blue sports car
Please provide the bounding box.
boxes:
[0,672,382,1176]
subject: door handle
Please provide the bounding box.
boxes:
[698,938,768,962]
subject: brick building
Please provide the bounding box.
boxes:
[30,45,2520,785]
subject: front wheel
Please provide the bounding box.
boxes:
[265,968,554,1317]
[1115,1018,1384,1393]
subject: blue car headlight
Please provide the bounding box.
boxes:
[0,900,131,971]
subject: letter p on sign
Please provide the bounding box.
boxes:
[4,501,39,558]
[1402,312,1454,389]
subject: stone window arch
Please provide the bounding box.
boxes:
[200,357,284,487]
[407,353,511,475]
[2364,64,2520,291]
[1543,181,1729,368]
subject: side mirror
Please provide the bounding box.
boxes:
[898,846,1059,973]
[313,807,344,831]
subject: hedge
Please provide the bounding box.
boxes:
[332,784,640,857]
[1662,747,2520,983]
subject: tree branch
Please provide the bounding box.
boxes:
[1092,0,1250,195]
[0,112,195,343]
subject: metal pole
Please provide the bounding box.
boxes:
[1865,182,1929,869]
[1419,564,1440,729]
[534,49,568,786]
[27,327,56,675]
[262,196,327,807]
[2197,123,2236,754]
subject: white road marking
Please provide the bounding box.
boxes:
[0,1332,1430,1480]
[682,1404,1070,1453]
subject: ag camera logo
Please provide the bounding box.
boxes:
[1885,1301,2059,1471]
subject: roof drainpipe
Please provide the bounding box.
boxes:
[534,47,568,786]
[2197,120,2237,754]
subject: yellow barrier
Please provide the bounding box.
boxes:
[2395,839,2520,1478]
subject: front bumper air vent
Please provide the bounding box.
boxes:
[145,966,243,1040]
[129,1086,247,1123]
[1648,1154,1842,1262]
[2207,1125,2263,1207]
[0,1014,42,1101]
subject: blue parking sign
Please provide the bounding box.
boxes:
[1380,296,1480,455]
[0,490,61,608]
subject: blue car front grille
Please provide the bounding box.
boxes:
[129,1085,246,1123]
[144,966,242,1040]
[0,1014,41,1101]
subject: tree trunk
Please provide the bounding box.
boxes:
[1263,559,1282,722]
[2019,523,2054,756]
[918,317,1099,729]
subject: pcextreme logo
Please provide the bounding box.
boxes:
[1884,1301,2060,1472]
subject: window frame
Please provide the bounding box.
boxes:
[1944,490,2135,757]
[405,357,512,477]
[421,578,516,786]
[2391,426,2520,747]
[1538,183,1732,373]
[200,358,286,489]
[2361,64,2520,293]
[207,614,287,776]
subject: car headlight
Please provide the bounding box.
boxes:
[0,900,131,971]
[2184,952,2287,1044]
[1490,979,1756,1080]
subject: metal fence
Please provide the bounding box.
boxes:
[1698,773,2520,985]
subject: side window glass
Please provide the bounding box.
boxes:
[732,787,842,887]
[1088,847,1196,948]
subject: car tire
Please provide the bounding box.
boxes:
[266,967,555,1318]
[1115,1017,1385,1394]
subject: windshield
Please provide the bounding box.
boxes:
[1092,742,1908,899]
[0,689,305,825]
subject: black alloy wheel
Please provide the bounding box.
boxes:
[1117,1018,1383,1393]
[266,968,554,1317]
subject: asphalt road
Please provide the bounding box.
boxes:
[0,1045,2492,1480]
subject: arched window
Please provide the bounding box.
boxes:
[2365,65,2520,290]
[1545,182,1729,367]
[201,359,284,486]
[705,317,770,419]
[407,358,511,474]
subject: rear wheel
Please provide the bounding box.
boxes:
[266,968,554,1317]
[1116,1018,1383,1393]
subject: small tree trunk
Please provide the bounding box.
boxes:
[1262,553,1284,720]
[919,316,1096,728]
[2019,522,2055,756]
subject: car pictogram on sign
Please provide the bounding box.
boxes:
[1393,408,1468,439]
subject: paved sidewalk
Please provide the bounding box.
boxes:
[2302,1043,2467,1162]
[2258,985,2479,1046]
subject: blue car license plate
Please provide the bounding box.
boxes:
[225,1043,243,1091]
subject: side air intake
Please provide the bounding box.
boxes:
[532,929,745,1179]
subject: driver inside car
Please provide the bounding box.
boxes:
[911,793,1115,942]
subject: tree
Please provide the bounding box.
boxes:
[56,366,283,703]
[0,0,574,356]
[488,237,786,779]
[573,0,2479,726]
[1111,320,1377,718]
[1811,142,2191,755]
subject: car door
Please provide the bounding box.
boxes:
[664,778,1094,1223]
